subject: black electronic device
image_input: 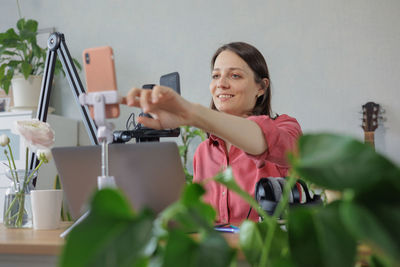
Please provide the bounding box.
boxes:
[113,72,181,143]
[254,177,322,219]
[160,72,180,94]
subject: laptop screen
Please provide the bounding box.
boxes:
[52,142,186,220]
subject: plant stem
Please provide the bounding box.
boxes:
[7,144,17,170]
[258,174,297,267]
[4,153,17,182]
[272,174,297,220]
[4,193,18,218]
[25,160,43,186]
[7,143,19,182]
[259,221,277,267]
[24,147,28,180]
[16,192,25,227]
[16,0,22,19]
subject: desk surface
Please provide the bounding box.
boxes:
[0,222,71,255]
[0,222,241,257]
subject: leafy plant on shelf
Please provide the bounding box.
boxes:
[0,18,81,95]
[178,126,206,183]
[59,133,400,267]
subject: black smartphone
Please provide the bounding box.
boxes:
[160,72,180,95]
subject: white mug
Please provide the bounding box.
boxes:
[31,189,63,230]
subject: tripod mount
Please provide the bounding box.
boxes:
[79,90,118,189]
[32,32,181,174]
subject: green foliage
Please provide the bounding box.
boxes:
[293,133,399,192]
[216,133,400,267]
[178,126,206,183]
[0,18,81,94]
[289,204,357,267]
[289,133,400,267]
[59,133,400,266]
[59,184,236,267]
[59,189,155,267]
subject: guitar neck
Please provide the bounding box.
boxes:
[364,131,375,149]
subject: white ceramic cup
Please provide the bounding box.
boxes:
[31,189,63,230]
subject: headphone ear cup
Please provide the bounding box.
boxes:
[255,178,279,216]
[267,178,282,202]
[291,183,301,204]
[276,177,293,203]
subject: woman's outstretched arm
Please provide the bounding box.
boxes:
[125,85,268,155]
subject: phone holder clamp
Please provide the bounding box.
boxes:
[79,91,119,144]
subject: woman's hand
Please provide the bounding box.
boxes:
[124,85,192,129]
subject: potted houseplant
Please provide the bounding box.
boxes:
[58,133,400,267]
[0,18,80,110]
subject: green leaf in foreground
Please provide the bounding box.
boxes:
[292,133,400,192]
[340,201,400,262]
[159,183,216,233]
[162,229,235,267]
[289,204,356,267]
[59,189,155,267]
[239,220,263,265]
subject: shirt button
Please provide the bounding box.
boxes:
[222,191,225,196]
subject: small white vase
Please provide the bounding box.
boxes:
[11,75,43,110]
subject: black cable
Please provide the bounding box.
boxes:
[246,207,252,219]
[126,112,136,130]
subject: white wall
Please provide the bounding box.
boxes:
[1,0,399,164]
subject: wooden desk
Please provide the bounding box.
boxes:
[0,222,71,267]
[0,222,246,267]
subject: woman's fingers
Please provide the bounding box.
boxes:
[137,116,162,130]
[125,88,143,107]
[140,89,154,113]
[151,85,168,103]
[125,86,174,107]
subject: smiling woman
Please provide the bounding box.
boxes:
[210,42,271,117]
[125,42,302,224]
[210,50,266,117]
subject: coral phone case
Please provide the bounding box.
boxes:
[83,46,120,118]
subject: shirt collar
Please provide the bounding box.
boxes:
[208,134,222,146]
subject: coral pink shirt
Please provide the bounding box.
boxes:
[193,115,302,224]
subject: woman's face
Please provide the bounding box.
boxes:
[210,50,264,117]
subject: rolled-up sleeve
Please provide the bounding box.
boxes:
[246,115,302,168]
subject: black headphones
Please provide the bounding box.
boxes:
[254,177,322,218]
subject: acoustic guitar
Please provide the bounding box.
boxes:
[361,102,382,148]
[326,102,382,204]
[359,101,384,264]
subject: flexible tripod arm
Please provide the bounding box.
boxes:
[30,32,98,172]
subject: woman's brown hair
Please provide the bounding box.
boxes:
[210,42,272,116]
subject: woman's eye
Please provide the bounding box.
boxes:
[212,74,220,79]
[232,74,241,79]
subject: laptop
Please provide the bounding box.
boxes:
[52,142,186,220]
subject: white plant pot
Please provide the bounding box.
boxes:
[11,75,43,110]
